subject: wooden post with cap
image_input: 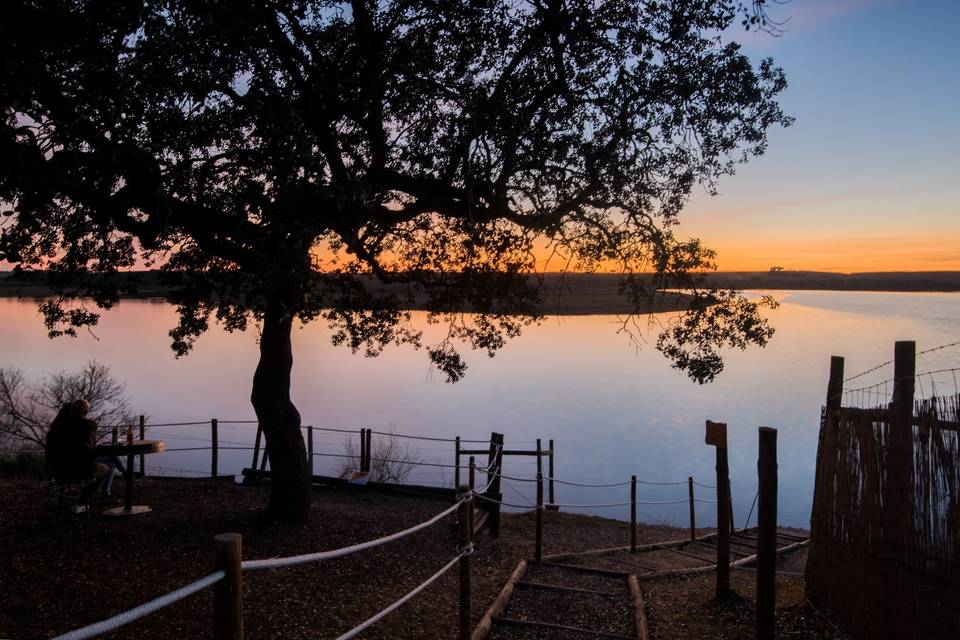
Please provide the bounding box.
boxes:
[454,436,461,494]
[630,475,637,553]
[705,420,731,599]
[306,426,314,476]
[214,532,243,640]
[211,418,219,478]
[757,427,778,640]
[535,439,544,561]
[138,415,146,477]
[457,484,472,640]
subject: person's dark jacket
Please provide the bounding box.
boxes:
[45,410,97,482]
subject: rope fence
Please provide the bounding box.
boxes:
[40,417,755,640]
[51,486,483,640]
[52,571,225,640]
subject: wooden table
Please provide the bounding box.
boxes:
[95,439,165,516]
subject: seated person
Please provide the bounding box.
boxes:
[45,400,115,512]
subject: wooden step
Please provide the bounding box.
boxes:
[516,580,621,598]
[492,616,636,639]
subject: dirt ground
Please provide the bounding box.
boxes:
[0,477,844,639]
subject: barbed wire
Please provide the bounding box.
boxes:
[841,339,960,384]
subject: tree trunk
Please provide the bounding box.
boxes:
[250,306,311,522]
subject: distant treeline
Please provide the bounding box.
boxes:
[1,270,958,314]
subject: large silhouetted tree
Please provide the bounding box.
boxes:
[1,0,790,521]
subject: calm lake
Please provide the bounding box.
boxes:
[3,291,959,528]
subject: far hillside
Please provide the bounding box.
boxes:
[1,270,957,316]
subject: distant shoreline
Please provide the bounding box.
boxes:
[2,270,958,315]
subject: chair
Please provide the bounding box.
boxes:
[46,464,99,515]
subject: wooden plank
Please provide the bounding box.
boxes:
[656,545,715,565]
[638,540,810,583]
[773,529,809,542]
[590,555,660,574]
[517,580,620,598]
[688,541,751,559]
[471,560,527,640]
[542,529,723,562]
[472,508,489,535]
[536,560,632,578]
[492,617,635,640]
[628,575,650,640]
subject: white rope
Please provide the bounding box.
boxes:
[472,474,497,495]
[334,552,465,640]
[52,571,224,640]
[242,498,465,571]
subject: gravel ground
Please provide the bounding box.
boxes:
[0,477,682,640]
[503,588,635,636]
[1,478,846,639]
[643,553,851,640]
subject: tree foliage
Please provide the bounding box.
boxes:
[1,0,789,381]
[0,0,790,518]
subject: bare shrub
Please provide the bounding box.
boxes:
[338,426,422,484]
[0,361,134,449]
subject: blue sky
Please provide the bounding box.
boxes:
[683,0,960,271]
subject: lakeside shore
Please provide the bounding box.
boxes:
[2,270,958,316]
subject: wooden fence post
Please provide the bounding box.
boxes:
[469,456,476,533]
[826,355,844,411]
[688,476,696,541]
[889,340,916,600]
[366,428,373,472]
[306,426,314,476]
[259,441,269,472]
[455,436,461,492]
[359,428,367,472]
[706,420,731,599]
[111,427,118,445]
[892,341,916,416]
[728,479,735,532]
[487,432,504,537]
[138,415,146,477]
[211,419,219,478]
[250,425,262,471]
[630,475,637,554]
[214,532,244,640]
[535,439,544,562]
[757,427,778,640]
[548,438,556,509]
[457,485,472,640]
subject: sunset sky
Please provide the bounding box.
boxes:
[682,0,959,272]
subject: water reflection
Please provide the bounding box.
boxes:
[2,290,958,527]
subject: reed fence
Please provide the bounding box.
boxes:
[807,341,960,640]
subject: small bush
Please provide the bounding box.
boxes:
[339,427,421,484]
